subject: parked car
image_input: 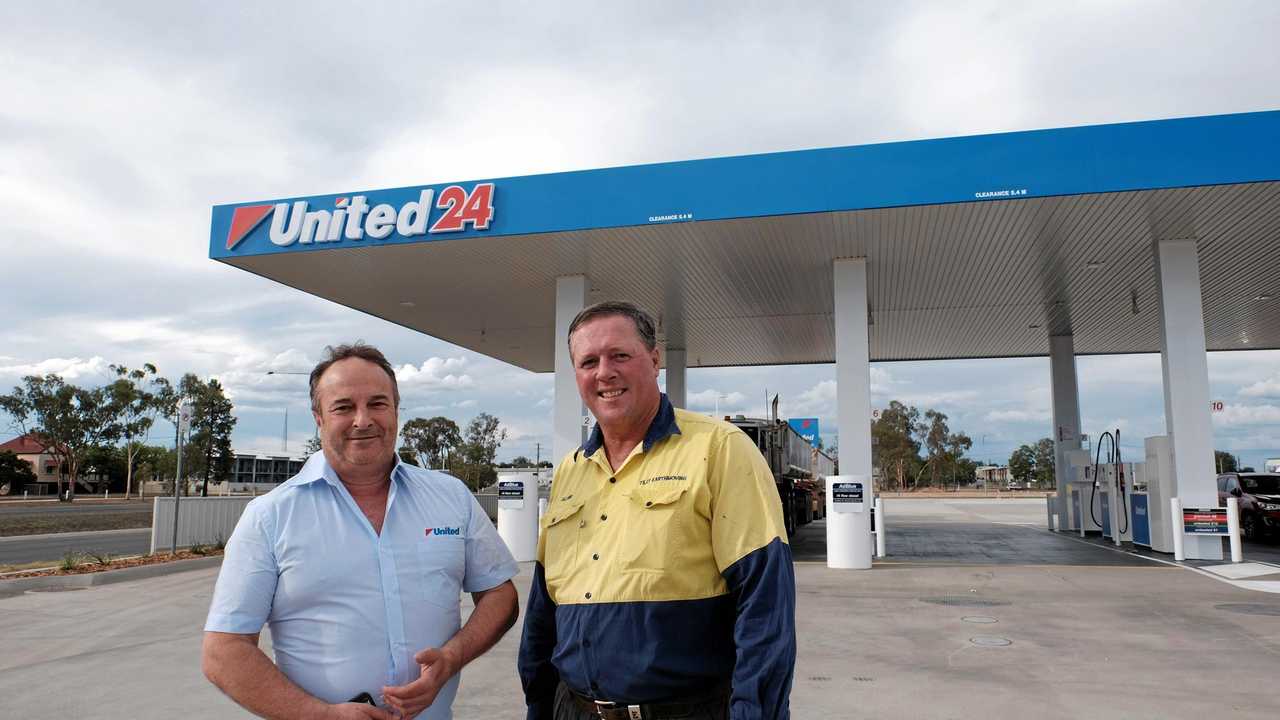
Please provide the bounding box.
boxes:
[1217,472,1280,541]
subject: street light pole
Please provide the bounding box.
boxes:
[171,401,192,556]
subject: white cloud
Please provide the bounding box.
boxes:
[1213,404,1280,426]
[687,389,747,411]
[0,356,111,381]
[395,357,473,391]
[1239,376,1280,399]
[984,408,1051,424]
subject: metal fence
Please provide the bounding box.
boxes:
[150,496,255,554]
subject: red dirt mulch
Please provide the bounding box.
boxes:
[0,548,223,580]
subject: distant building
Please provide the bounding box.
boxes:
[0,433,108,494]
[975,465,1012,489]
[230,453,307,487]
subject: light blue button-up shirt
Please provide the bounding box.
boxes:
[205,453,518,718]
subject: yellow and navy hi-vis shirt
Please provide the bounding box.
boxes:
[518,394,796,720]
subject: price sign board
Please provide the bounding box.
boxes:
[1182,508,1228,535]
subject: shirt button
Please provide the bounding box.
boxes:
[645,501,653,507]
[609,477,617,484]
[600,514,608,521]
[579,520,586,528]
[585,592,592,599]
[592,553,599,560]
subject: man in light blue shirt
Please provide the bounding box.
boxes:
[203,343,519,720]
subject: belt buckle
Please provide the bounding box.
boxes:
[592,700,642,719]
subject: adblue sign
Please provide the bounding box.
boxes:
[219,182,496,254]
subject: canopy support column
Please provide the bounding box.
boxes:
[665,348,687,409]
[1155,239,1220,559]
[1049,334,1082,531]
[554,275,588,467]
[834,258,873,481]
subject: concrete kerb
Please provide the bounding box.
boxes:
[0,555,223,598]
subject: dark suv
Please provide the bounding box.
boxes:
[1217,472,1280,541]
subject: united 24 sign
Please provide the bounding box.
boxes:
[224,183,496,251]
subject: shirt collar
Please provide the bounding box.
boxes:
[580,393,681,458]
[293,451,406,488]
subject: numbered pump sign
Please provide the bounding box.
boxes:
[832,481,865,513]
[498,480,525,510]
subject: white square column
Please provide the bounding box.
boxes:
[834,259,873,480]
[1049,334,1082,531]
[665,347,687,409]
[1155,239,1221,560]
[554,275,588,468]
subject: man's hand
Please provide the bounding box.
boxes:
[381,646,461,719]
[324,703,395,720]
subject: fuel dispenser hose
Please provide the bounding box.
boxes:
[1088,429,1129,534]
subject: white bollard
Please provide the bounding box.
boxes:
[1171,497,1185,562]
[826,475,873,570]
[1046,497,1055,531]
[1226,497,1243,564]
[874,496,886,558]
[496,472,539,562]
[105,490,109,500]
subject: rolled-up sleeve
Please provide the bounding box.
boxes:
[462,493,519,593]
[204,500,279,634]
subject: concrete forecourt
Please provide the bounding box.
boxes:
[3,498,1278,719]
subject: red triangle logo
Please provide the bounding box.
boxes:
[226,205,275,250]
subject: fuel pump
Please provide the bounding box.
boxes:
[1091,429,1132,544]
[1066,448,1101,534]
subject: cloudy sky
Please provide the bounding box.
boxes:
[2,1,1278,469]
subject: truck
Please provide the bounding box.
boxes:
[727,401,837,536]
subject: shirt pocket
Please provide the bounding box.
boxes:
[540,498,585,582]
[415,535,465,609]
[620,485,689,574]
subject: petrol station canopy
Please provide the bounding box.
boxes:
[210,111,1280,371]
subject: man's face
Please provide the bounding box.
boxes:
[570,314,661,434]
[312,357,399,477]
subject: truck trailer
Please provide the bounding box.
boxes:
[727,407,836,536]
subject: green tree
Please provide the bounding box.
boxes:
[303,435,322,455]
[1033,438,1056,488]
[0,450,37,496]
[872,401,923,491]
[0,374,121,500]
[1009,444,1036,485]
[452,413,507,491]
[921,410,952,488]
[107,363,170,499]
[1214,450,1238,474]
[178,374,237,497]
[397,446,419,466]
[400,416,462,469]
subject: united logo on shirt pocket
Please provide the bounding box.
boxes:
[417,527,464,608]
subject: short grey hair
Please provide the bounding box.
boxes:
[309,342,399,412]
[567,301,657,351]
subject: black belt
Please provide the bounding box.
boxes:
[568,686,729,720]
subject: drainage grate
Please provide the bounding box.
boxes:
[962,615,999,624]
[920,596,1010,607]
[1215,603,1280,617]
[969,635,1012,647]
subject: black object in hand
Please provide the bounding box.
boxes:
[349,692,376,705]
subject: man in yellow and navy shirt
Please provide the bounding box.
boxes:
[518,301,795,720]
